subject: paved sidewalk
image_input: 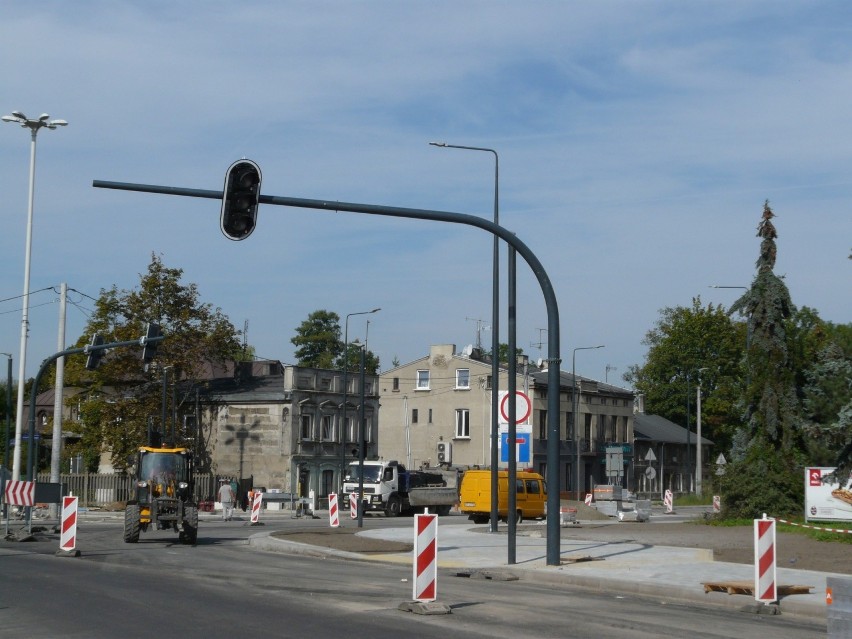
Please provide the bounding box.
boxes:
[250,518,841,622]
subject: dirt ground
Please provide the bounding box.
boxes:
[273,520,851,575]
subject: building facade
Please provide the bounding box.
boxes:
[198,361,379,505]
[378,345,635,496]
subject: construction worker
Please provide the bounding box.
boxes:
[218,479,235,521]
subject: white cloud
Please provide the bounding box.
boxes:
[1,1,850,383]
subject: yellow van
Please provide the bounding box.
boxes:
[459,470,547,523]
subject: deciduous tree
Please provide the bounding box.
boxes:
[65,254,243,471]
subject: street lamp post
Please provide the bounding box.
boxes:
[429,141,500,532]
[340,308,380,495]
[2,353,11,519]
[573,345,604,500]
[2,111,67,480]
[695,367,708,495]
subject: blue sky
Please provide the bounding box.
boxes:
[1,2,850,385]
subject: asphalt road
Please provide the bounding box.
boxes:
[0,516,825,639]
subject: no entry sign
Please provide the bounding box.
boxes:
[499,391,531,425]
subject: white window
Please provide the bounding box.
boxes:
[300,414,313,440]
[455,409,470,439]
[321,415,335,441]
[347,417,357,444]
[455,368,470,389]
[416,370,430,390]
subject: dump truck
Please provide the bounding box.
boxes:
[123,445,198,544]
[343,460,458,517]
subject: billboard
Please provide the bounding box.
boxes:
[804,467,852,523]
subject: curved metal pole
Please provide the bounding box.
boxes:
[93,179,564,565]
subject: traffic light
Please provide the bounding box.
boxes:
[85,334,105,370]
[142,322,162,363]
[220,159,261,240]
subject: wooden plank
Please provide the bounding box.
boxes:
[702,581,814,596]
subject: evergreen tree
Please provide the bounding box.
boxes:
[803,341,852,477]
[729,201,802,452]
[722,202,806,517]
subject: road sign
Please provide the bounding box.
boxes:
[500,431,531,464]
[644,466,657,480]
[644,448,657,462]
[499,391,532,425]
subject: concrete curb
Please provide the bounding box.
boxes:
[248,529,827,622]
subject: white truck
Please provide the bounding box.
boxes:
[342,460,458,517]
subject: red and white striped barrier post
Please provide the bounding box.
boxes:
[60,496,78,552]
[328,493,340,528]
[754,514,777,604]
[413,513,438,602]
[664,489,674,513]
[250,491,263,524]
[584,493,593,507]
[349,493,358,520]
[712,495,721,514]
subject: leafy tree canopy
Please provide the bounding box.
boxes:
[624,297,745,453]
[65,254,243,471]
[291,310,380,374]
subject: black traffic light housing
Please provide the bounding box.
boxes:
[220,159,262,240]
[85,334,105,370]
[142,322,162,364]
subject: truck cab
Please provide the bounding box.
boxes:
[343,460,457,517]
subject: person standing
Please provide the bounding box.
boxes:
[218,479,236,521]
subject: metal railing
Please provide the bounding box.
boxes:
[35,472,219,508]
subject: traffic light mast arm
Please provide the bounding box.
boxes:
[93,175,563,565]
[25,333,166,482]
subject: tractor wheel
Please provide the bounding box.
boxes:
[123,505,141,543]
[181,506,198,545]
[385,495,402,517]
[515,510,523,524]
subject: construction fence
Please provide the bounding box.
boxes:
[34,473,220,508]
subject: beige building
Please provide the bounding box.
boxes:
[378,344,517,469]
[198,361,379,504]
[379,344,635,496]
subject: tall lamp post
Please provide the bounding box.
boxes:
[2,111,67,480]
[429,141,500,532]
[340,308,380,494]
[695,367,708,495]
[2,353,11,519]
[573,345,604,500]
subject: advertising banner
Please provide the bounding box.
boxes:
[805,467,852,522]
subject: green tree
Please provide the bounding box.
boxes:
[722,201,806,517]
[291,310,343,369]
[728,202,802,453]
[624,297,745,454]
[493,343,525,365]
[803,341,852,477]
[291,310,380,374]
[65,254,243,471]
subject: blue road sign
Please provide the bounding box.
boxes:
[500,432,531,464]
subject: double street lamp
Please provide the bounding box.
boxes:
[573,345,604,499]
[340,308,380,494]
[2,111,68,480]
[429,141,501,532]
